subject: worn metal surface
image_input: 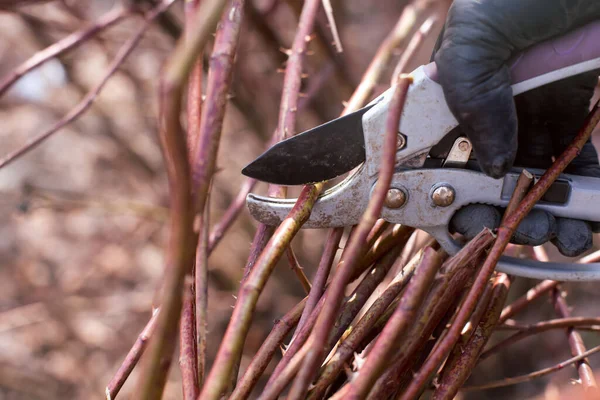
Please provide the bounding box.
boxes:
[247,167,600,280]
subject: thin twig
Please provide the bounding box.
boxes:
[200,184,322,399]
[499,317,600,331]
[286,76,413,400]
[482,316,600,360]
[498,280,559,324]
[133,0,229,397]
[370,232,493,398]
[208,178,257,252]
[193,1,248,392]
[179,2,204,393]
[257,339,313,400]
[308,246,427,399]
[190,0,244,213]
[343,0,429,113]
[401,100,600,400]
[0,1,175,171]
[106,309,160,400]
[185,0,204,159]
[0,5,134,98]
[295,227,343,334]
[179,277,199,399]
[229,298,307,400]
[199,0,323,395]
[287,247,312,294]
[390,15,436,83]
[462,345,600,391]
[347,248,443,399]
[433,273,512,399]
[552,289,598,391]
[321,0,343,52]
[196,200,210,386]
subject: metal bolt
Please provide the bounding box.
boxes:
[397,133,407,150]
[458,140,470,152]
[431,185,455,207]
[385,187,407,208]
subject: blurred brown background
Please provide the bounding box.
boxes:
[1,1,600,399]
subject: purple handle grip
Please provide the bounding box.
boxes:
[424,19,600,85]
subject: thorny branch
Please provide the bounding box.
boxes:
[462,345,600,391]
[133,0,229,397]
[0,5,134,97]
[0,1,176,170]
[8,2,600,399]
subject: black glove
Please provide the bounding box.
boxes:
[433,0,600,257]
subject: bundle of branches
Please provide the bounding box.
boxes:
[2,0,600,399]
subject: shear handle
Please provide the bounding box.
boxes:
[423,19,600,96]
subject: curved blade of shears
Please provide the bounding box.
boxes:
[241,105,374,185]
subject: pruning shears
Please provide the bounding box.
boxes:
[242,20,600,281]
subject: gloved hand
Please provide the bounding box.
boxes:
[432,0,600,257]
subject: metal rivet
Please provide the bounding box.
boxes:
[431,185,455,207]
[385,187,407,208]
[458,140,470,152]
[397,133,407,150]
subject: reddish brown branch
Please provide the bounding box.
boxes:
[179,2,204,396]
[347,248,443,399]
[498,280,559,324]
[229,298,307,400]
[106,309,160,400]
[133,0,229,397]
[295,227,343,334]
[263,227,412,392]
[552,289,598,391]
[481,316,600,360]
[433,273,512,399]
[196,206,209,386]
[373,232,493,398]
[179,278,199,399]
[257,339,313,400]
[208,178,257,252]
[200,184,322,400]
[200,0,325,395]
[308,246,427,399]
[185,0,204,159]
[499,317,600,331]
[344,0,429,113]
[462,345,600,391]
[0,1,175,171]
[286,76,413,399]
[287,247,312,294]
[0,5,134,98]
